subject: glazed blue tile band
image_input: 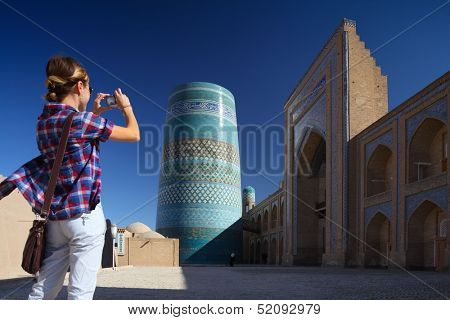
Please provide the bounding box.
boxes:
[156,82,242,264]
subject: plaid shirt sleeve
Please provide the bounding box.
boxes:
[74,112,115,142]
[0,179,16,201]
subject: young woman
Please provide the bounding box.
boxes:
[0,55,140,299]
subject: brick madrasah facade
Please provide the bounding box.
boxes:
[242,19,449,271]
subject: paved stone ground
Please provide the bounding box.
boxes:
[1,266,449,300]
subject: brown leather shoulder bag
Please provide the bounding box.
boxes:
[22,112,75,274]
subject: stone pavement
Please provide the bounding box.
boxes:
[1,266,449,300]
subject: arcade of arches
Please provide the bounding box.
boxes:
[244,188,285,266]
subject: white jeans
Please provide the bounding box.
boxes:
[28,202,106,300]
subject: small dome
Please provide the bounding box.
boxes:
[243,186,255,194]
[135,230,165,239]
[126,222,151,234]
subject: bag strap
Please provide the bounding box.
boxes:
[40,112,76,218]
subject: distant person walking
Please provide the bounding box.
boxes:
[0,55,140,299]
[229,252,236,267]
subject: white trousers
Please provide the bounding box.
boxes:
[28,202,106,300]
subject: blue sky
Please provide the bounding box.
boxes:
[0,0,449,229]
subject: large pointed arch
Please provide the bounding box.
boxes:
[366,144,393,196]
[263,210,269,233]
[255,240,261,264]
[271,205,278,230]
[295,126,326,265]
[262,238,269,264]
[406,200,446,270]
[279,235,284,265]
[250,241,255,264]
[364,212,390,268]
[408,117,447,182]
[270,237,277,264]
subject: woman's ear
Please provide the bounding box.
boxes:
[76,81,84,95]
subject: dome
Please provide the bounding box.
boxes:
[126,222,151,234]
[121,230,133,238]
[243,186,255,194]
[135,230,165,239]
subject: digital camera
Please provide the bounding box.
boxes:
[105,95,117,107]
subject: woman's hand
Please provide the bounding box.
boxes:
[114,88,132,110]
[92,93,114,115]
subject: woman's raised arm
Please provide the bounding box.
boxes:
[109,88,140,142]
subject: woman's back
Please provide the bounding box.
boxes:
[35,103,115,220]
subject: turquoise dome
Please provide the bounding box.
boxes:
[243,186,255,194]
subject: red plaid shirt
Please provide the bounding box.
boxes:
[0,103,114,220]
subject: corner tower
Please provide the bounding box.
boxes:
[242,186,256,213]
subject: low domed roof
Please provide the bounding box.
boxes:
[135,230,165,239]
[126,222,151,234]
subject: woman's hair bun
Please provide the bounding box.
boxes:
[46,91,58,102]
[43,55,89,102]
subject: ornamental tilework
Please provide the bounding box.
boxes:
[169,82,235,105]
[406,98,447,141]
[157,205,239,229]
[163,138,240,165]
[294,92,327,147]
[159,160,241,187]
[364,201,392,226]
[405,185,448,220]
[167,100,237,124]
[329,46,338,250]
[292,76,326,122]
[361,82,448,140]
[158,183,241,207]
[156,82,242,264]
[365,131,393,162]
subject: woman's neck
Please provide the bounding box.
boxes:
[60,95,81,111]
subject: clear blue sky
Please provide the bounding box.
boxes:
[0,0,448,229]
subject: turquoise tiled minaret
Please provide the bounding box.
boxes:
[156,82,242,264]
[242,186,256,213]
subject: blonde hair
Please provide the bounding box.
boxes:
[44,55,89,102]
